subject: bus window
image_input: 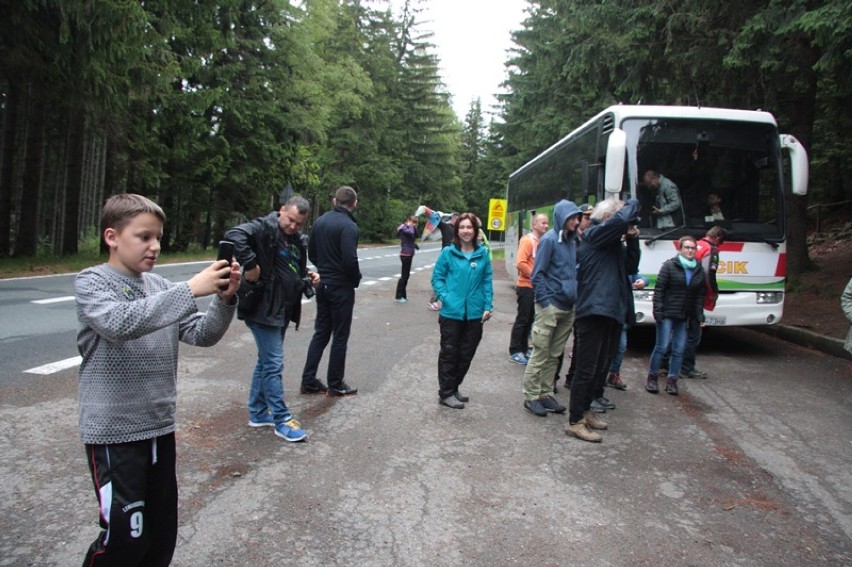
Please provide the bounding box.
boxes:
[623,118,783,242]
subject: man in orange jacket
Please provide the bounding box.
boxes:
[509,213,549,364]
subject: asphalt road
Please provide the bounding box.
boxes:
[0,252,850,566]
[0,243,443,377]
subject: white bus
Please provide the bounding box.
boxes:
[505,105,809,326]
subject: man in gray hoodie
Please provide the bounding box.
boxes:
[522,200,581,418]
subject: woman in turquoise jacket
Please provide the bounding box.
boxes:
[431,212,493,409]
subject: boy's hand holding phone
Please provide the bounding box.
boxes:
[187,241,240,298]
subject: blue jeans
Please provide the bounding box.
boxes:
[662,317,701,373]
[680,318,702,373]
[609,325,628,374]
[246,320,292,424]
[301,283,355,389]
[649,318,688,378]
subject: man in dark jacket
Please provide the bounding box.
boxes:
[224,195,318,442]
[300,186,362,396]
[566,197,640,442]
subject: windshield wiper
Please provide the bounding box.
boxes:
[646,224,705,245]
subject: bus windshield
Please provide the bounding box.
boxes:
[624,117,784,243]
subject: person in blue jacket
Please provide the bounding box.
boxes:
[431,212,493,409]
[522,200,581,418]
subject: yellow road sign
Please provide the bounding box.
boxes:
[488,198,507,231]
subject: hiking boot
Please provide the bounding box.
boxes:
[509,352,529,365]
[595,396,616,410]
[539,395,566,414]
[589,398,608,413]
[440,395,465,409]
[646,374,659,394]
[274,419,307,442]
[327,382,358,396]
[248,413,275,428]
[524,399,548,417]
[679,368,707,379]
[300,380,328,394]
[665,377,679,395]
[583,411,609,430]
[566,419,602,443]
[606,372,627,390]
[454,392,470,403]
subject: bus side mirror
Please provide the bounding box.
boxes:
[781,134,809,196]
[605,128,627,197]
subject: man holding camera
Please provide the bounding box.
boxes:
[300,186,362,397]
[225,195,318,442]
[566,197,641,442]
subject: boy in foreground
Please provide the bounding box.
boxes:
[75,194,239,566]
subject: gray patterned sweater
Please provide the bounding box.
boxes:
[75,264,236,444]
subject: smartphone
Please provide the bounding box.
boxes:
[216,240,235,290]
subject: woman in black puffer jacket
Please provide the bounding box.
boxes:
[646,236,706,395]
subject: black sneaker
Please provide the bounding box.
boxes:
[665,377,679,395]
[646,375,659,394]
[454,392,470,403]
[524,399,548,417]
[300,380,328,394]
[595,396,616,410]
[539,395,566,414]
[327,382,358,396]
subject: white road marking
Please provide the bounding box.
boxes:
[31,296,75,305]
[24,262,441,375]
[25,356,82,375]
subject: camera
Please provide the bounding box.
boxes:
[300,277,315,299]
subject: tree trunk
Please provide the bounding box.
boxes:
[783,37,819,285]
[14,89,46,257]
[62,112,85,255]
[99,137,118,256]
[0,83,20,257]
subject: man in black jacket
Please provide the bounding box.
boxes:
[300,186,362,396]
[566,197,640,442]
[225,195,318,442]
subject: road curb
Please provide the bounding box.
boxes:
[757,324,852,361]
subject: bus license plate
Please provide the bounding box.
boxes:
[705,316,727,326]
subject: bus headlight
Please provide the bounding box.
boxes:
[756,292,783,304]
[634,290,654,302]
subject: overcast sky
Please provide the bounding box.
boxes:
[389,0,528,120]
